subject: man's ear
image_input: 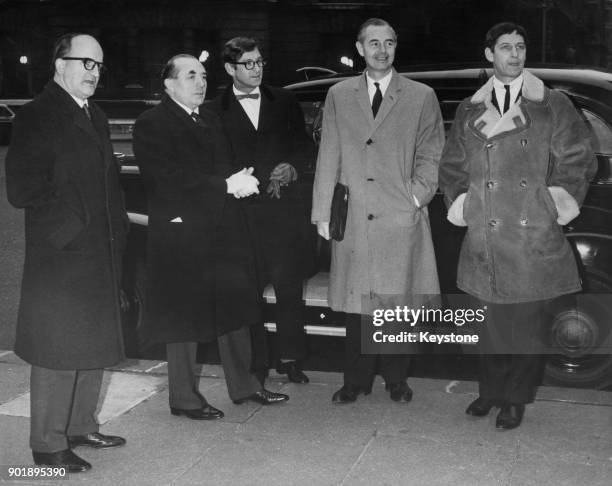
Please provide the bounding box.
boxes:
[55,58,65,74]
[484,47,494,63]
[163,77,173,93]
[355,41,364,57]
[224,62,235,77]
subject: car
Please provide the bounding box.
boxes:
[118,66,612,389]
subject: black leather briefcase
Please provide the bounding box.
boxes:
[329,182,349,241]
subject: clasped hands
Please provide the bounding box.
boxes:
[266,162,298,199]
[226,167,259,199]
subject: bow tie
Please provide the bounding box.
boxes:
[236,93,260,100]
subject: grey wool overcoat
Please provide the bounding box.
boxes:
[312,70,445,314]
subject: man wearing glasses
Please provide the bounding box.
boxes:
[209,37,316,385]
[6,33,127,472]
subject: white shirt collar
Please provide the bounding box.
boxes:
[365,70,393,100]
[233,85,261,98]
[492,74,523,110]
[69,94,87,109]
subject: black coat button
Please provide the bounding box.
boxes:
[487,181,495,189]
[368,214,374,220]
[366,139,373,145]
[519,180,527,187]
[489,219,497,227]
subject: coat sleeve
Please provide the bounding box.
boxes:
[411,89,445,207]
[133,114,227,202]
[547,91,597,206]
[438,99,471,208]
[5,105,85,249]
[311,88,341,223]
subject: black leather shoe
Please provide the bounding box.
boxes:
[331,384,371,404]
[170,405,224,420]
[68,432,126,449]
[233,388,289,405]
[33,449,91,473]
[277,361,310,384]
[495,403,525,430]
[466,397,496,417]
[386,381,413,402]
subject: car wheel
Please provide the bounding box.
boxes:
[543,267,612,389]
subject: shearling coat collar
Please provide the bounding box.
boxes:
[469,70,548,139]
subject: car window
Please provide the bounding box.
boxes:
[581,109,612,155]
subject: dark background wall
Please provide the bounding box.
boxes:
[1,0,611,99]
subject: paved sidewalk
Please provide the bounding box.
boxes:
[0,350,610,486]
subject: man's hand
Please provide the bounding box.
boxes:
[226,167,259,199]
[316,221,330,240]
[267,162,297,199]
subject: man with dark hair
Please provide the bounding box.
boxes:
[6,33,126,472]
[312,18,444,404]
[209,37,316,384]
[133,54,289,414]
[439,22,596,429]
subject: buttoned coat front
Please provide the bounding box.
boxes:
[5,81,127,370]
[438,71,597,303]
[312,70,445,314]
[133,96,261,347]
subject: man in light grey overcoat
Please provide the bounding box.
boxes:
[312,18,445,404]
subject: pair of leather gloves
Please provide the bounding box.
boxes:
[266,162,298,199]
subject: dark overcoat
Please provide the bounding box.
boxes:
[311,70,445,314]
[5,81,127,370]
[208,85,317,282]
[439,71,597,303]
[133,96,261,346]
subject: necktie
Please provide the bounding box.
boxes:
[82,103,91,120]
[236,93,260,100]
[372,82,382,118]
[502,84,511,114]
[190,111,206,127]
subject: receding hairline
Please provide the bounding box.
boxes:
[162,54,203,80]
[357,19,397,43]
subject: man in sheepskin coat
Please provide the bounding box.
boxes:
[439,22,596,429]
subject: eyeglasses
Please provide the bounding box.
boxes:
[232,59,266,70]
[62,57,105,72]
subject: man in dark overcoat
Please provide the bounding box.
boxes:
[133,54,288,416]
[208,37,316,384]
[439,23,597,429]
[5,34,127,472]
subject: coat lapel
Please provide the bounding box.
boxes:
[355,74,374,126]
[46,82,104,152]
[354,70,401,138]
[468,71,545,140]
[163,96,212,151]
[369,70,400,136]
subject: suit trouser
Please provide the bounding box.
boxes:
[344,313,411,388]
[477,300,548,405]
[29,366,102,453]
[166,326,261,406]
